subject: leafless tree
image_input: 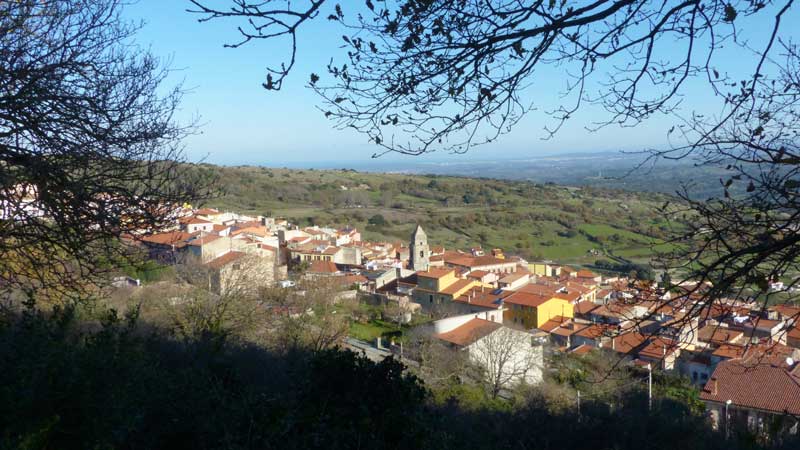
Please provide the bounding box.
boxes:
[405,328,469,388]
[268,276,355,351]
[468,326,543,398]
[129,257,270,344]
[1,0,211,304]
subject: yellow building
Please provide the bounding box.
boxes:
[504,291,574,329]
[528,262,561,278]
[413,268,481,308]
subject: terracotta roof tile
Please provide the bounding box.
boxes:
[700,360,800,415]
[417,268,454,279]
[467,270,490,278]
[453,287,512,309]
[185,217,213,225]
[187,234,222,246]
[504,291,555,308]
[205,251,247,270]
[435,318,502,347]
[698,325,743,345]
[308,260,339,274]
[575,301,599,315]
[571,344,595,356]
[713,344,746,360]
[439,278,474,295]
[140,231,194,246]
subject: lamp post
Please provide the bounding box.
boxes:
[647,363,652,411]
[725,399,733,438]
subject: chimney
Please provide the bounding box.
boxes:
[611,338,616,351]
[709,377,718,396]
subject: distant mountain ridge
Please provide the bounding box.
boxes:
[267,151,732,199]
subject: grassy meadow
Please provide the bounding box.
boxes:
[195,165,681,266]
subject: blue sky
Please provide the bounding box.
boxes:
[124,1,792,166]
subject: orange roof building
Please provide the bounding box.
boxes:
[435,318,503,347]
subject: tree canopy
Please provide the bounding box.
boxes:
[0,0,210,301]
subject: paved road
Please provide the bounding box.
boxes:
[344,338,420,369]
[345,337,393,362]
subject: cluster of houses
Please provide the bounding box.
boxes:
[134,211,800,437]
[364,225,800,437]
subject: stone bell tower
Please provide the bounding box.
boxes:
[409,224,430,271]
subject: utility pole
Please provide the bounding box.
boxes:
[577,390,581,420]
[647,363,652,411]
[725,399,732,439]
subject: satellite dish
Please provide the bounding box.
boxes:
[787,357,795,367]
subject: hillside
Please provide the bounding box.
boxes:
[197,165,680,265]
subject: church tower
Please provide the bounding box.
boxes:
[410,224,430,271]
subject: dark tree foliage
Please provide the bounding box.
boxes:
[190,0,800,336]
[1,0,210,301]
[2,308,797,449]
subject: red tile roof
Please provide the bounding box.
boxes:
[258,244,277,252]
[417,268,454,279]
[638,337,679,359]
[308,260,339,274]
[514,283,560,297]
[700,360,800,415]
[713,344,746,360]
[789,326,800,341]
[467,270,490,279]
[453,287,512,309]
[443,251,510,268]
[185,217,213,225]
[575,301,598,315]
[538,316,569,333]
[504,291,557,308]
[231,226,269,238]
[435,318,502,347]
[499,272,528,284]
[205,251,247,270]
[571,344,595,356]
[576,270,599,279]
[698,325,743,345]
[439,278,474,295]
[140,231,194,246]
[577,324,616,340]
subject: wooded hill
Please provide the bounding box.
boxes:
[196,164,680,265]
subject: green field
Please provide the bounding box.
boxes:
[193,164,682,265]
[349,320,402,342]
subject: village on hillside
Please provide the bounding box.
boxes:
[130,206,800,438]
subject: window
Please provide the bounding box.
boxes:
[419,250,424,258]
[429,295,433,304]
[232,263,241,271]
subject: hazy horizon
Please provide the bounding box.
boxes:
[122,1,745,166]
